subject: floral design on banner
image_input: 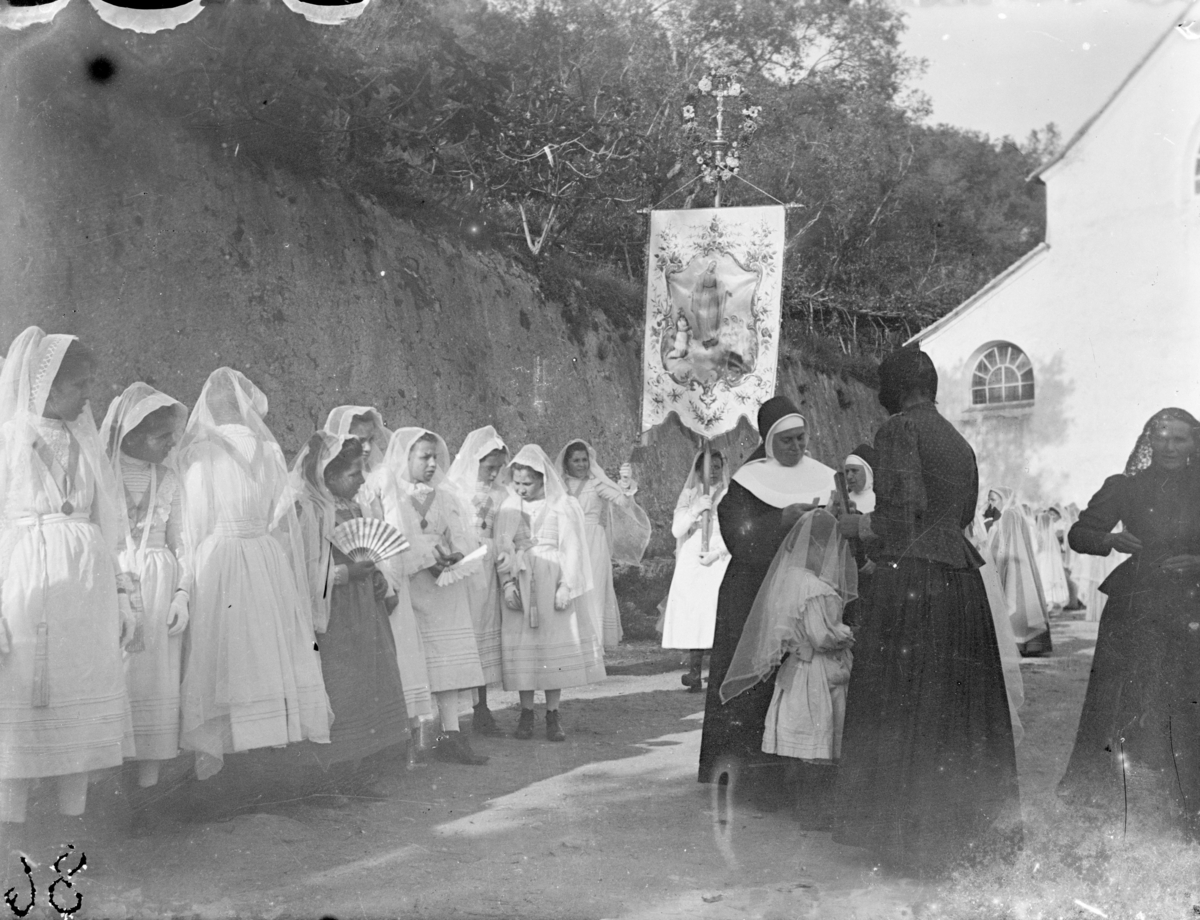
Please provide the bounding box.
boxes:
[642,206,785,437]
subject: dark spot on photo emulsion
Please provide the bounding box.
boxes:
[86,57,117,85]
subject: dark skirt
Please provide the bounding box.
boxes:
[1058,576,1200,835]
[832,557,1021,871]
[697,559,787,791]
[313,577,409,769]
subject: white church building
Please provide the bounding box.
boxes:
[910,9,1200,506]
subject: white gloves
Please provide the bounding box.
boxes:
[503,581,522,611]
[118,590,143,651]
[691,493,713,521]
[554,584,571,611]
[167,590,190,636]
[698,550,724,567]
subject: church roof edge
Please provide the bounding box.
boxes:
[1028,5,1193,182]
[906,242,1050,347]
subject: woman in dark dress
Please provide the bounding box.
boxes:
[292,433,409,787]
[697,396,836,805]
[1057,408,1200,839]
[832,348,1021,873]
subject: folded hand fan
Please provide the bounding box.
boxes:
[331,517,410,563]
[435,544,488,587]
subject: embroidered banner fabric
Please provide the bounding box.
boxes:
[641,205,785,438]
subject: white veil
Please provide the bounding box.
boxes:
[99,381,188,555]
[498,444,594,601]
[177,368,311,614]
[323,405,391,475]
[288,430,345,634]
[720,509,856,704]
[554,438,651,566]
[0,327,121,554]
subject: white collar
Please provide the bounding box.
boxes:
[732,455,836,509]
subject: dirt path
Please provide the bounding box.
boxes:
[14,617,1178,920]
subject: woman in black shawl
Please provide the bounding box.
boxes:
[1057,408,1200,839]
[697,396,836,806]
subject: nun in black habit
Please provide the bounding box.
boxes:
[697,396,837,803]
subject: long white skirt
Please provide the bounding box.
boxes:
[123,546,183,761]
[408,570,485,693]
[464,541,503,687]
[386,573,434,720]
[661,530,729,650]
[0,515,134,779]
[581,523,622,647]
[180,529,331,779]
[501,553,604,691]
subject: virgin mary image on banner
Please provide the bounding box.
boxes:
[642,206,785,438]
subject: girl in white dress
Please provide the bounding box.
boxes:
[379,428,488,766]
[447,426,510,736]
[555,439,651,647]
[721,509,856,827]
[177,368,331,780]
[661,450,730,693]
[100,383,190,789]
[494,445,603,742]
[0,328,135,832]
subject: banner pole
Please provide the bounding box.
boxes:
[701,438,713,553]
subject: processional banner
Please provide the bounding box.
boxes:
[641,205,785,437]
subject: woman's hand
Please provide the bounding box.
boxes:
[372,569,389,602]
[554,584,571,611]
[691,493,713,518]
[698,550,723,567]
[503,581,522,611]
[1159,554,1200,575]
[781,502,819,528]
[346,560,377,582]
[167,591,190,636]
[838,514,864,540]
[1106,532,1143,555]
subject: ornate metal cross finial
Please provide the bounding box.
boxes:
[681,71,761,191]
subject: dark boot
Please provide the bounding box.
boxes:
[434,731,489,765]
[514,709,536,740]
[681,649,704,691]
[472,704,504,737]
[545,710,565,742]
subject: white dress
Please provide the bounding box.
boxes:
[494,495,605,690]
[568,477,625,647]
[179,427,331,778]
[119,456,186,761]
[365,468,433,720]
[761,571,852,762]
[463,483,506,686]
[387,480,485,693]
[0,418,134,779]
[661,485,730,650]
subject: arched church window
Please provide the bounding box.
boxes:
[971,343,1034,405]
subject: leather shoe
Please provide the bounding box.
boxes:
[434,731,489,765]
[545,710,565,742]
[472,705,504,737]
[514,709,535,740]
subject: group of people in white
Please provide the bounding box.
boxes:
[4,324,1196,875]
[0,326,652,846]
